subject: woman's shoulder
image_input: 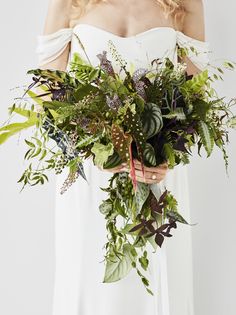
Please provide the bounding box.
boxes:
[180,0,205,40]
[182,0,204,14]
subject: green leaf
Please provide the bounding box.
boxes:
[143,143,156,166]
[27,90,44,106]
[139,251,149,271]
[141,102,163,138]
[193,99,211,121]
[135,182,150,214]
[120,223,137,234]
[25,139,35,147]
[70,52,89,67]
[31,147,41,158]
[149,183,162,201]
[114,199,127,218]
[0,107,39,145]
[181,69,209,95]
[162,143,175,167]
[223,61,235,70]
[0,122,36,144]
[103,151,123,169]
[166,210,189,224]
[12,107,38,120]
[99,200,113,215]
[198,120,214,156]
[162,107,186,120]
[91,142,114,168]
[74,84,99,101]
[39,149,47,161]
[76,134,100,149]
[43,100,73,110]
[103,244,136,283]
[147,235,158,251]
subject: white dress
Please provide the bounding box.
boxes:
[36,24,210,315]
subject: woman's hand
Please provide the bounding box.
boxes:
[122,160,169,184]
[97,160,169,184]
[97,162,128,174]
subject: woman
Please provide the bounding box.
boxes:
[36,1,209,314]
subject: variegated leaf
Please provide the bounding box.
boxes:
[111,124,132,162]
[198,120,214,156]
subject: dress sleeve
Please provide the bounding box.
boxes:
[176,31,211,71]
[36,28,73,66]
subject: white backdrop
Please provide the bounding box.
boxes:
[0,1,235,315]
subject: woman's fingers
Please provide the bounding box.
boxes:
[133,169,165,182]
[98,162,128,173]
[133,159,168,175]
[128,173,164,184]
[98,160,168,180]
[119,160,168,183]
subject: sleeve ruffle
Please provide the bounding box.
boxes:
[36,28,73,66]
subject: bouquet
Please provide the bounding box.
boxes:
[1,38,236,295]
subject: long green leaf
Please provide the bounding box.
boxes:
[0,113,38,144]
[198,120,214,156]
[27,90,44,106]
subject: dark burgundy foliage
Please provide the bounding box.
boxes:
[128,189,177,248]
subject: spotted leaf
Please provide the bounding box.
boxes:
[111,124,132,162]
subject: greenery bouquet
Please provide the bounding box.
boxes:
[1,38,236,295]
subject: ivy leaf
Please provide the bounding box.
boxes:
[99,200,113,215]
[139,250,149,271]
[103,244,136,283]
[91,142,114,168]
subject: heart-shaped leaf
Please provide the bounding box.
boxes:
[103,244,136,283]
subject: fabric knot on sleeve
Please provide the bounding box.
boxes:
[36,28,73,66]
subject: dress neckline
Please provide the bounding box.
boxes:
[73,23,177,40]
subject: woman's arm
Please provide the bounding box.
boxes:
[181,0,206,75]
[40,0,73,70]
